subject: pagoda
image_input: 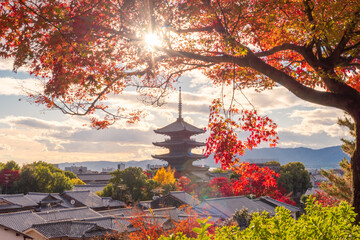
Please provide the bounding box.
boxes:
[152,88,207,173]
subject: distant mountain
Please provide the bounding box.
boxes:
[237,146,347,169]
[58,146,348,172]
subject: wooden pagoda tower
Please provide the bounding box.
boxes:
[152,88,206,173]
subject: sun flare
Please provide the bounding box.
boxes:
[145,33,161,47]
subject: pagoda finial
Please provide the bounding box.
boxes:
[178,87,182,119]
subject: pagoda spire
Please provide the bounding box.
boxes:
[178,87,182,119]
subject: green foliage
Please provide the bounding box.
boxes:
[338,114,355,156]
[0,162,4,172]
[142,179,161,200]
[4,160,20,171]
[265,161,281,166]
[320,158,352,202]
[159,199,360,240]
[319,114,353,202]
[210,168,228,174]
[104,167,162,203]
[100,183,114,197]
[18,161,73,193]
[232,207,253,229]
[277,162,312,195]
[64,171,77,179]
[102,167,176,202]
[51,172,73,193]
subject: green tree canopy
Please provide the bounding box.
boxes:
[18,161,73,193]
[277,162,312,196]
[109,167,148,203]
[4,160,20,171]
[319,113,354,202]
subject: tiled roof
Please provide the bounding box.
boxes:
[197,196,272,219]
[195,196,301,220]
[113,216,173,233]
[0,223,33,239]
[146,207,179,221]
[61,190,124,208]
[72,184,107,193]
[37,207,102,221]
[152,152,206,160]
[77,173,111,182]
[0,194,38,207]
[154,118,205,135]
[80,216,115,230]
[99,207,140,217]
[169,191,200,206]
[254,196,301,213]
[25,193,50,203]
[30,221,110,239]
[0,210,46,232]
[26,192,63,205]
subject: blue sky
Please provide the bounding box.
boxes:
[0,58,349,166]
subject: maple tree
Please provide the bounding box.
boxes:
[310,190,341,207]
[209,163,296,205]
[1,0,360,220]
[0,169,20,194]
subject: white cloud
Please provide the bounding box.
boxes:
[0,77,42,96]
[0,58,15,71]
[0,58,29,72]
[0,116,74,131]
[287,108,346,137]
[184,70,212,87]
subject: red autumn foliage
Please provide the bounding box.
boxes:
[176,176,192,192]
[209,163,296,206]
[312,190,341,207]
[107,207,202,240]
[205,99,278,169]
[0,169,20,190]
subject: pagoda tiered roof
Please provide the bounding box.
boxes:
[151,152,206,161]
[153,139,206,147]
[152,87,208,173]
[154,117,205,135]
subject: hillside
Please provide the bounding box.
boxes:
[58,146,347,172]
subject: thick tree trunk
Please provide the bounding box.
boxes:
[352,119,360,224]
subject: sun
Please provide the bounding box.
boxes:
[145,33,161,48]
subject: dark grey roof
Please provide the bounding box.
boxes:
[153,139,205,147]
[80,216,115,230]
[114,216,173,233]
[0,194,38,207]
[30,221,110,238]
[254,196,300,213]
[37,207,102,221]
[146,207,179,221]
[195,196,301,220]
[197,196,272,219]
[99,207,140,217]
[152,152,206,160]
[0,199,22,210]
[61,190,124,208]
[0,223,33,239]
[169,191,200,206]
[77,173,111,182]
[72,184,107,193]
[154,118,205,135]
[0,210,46,232]
[26,192,64,205]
